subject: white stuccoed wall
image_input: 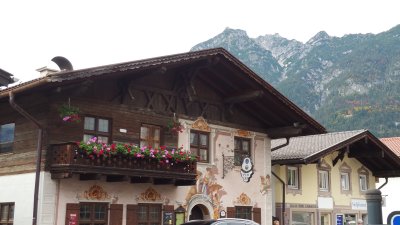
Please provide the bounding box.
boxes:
[0,172,35,225]
[377,177,400,222]
[38,172,59,225]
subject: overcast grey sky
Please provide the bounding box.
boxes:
[1,0,399,82]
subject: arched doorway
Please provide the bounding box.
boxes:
[189,204,210,221]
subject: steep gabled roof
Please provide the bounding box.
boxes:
[380,137,400,157]
[272,130,400,177]
[0,48,325,137]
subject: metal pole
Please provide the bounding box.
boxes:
[365,189,383,225]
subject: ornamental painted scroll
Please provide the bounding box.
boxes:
[236,129,251,137]
[83,185,110,200]
[234,193,252,205]
[192,117,211,132]
[137,187,162,202]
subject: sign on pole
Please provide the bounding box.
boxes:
[388,211,400,225]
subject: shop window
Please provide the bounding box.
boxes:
[0,203,14,225]
[79,202,108,225]
[190,130,209,163]
[234,137,251,166]
[0,123,15,153]
[137,204,162,225]
[235,206,252,220]
[344,214,356,225]
[292,211,314,225]
[83,116,111,143]
[320,213,331,225]
[227,207,260,224]
[140,124,161,148]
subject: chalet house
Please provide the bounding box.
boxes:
[271,130,400,225]
[378,137,400,221]
[0,48,325,225]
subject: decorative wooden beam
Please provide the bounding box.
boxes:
[106,175,127,182]
[348,150,384,158]
[224,90,264,104]
[153,178,174,185]
[144,91,156,109]
[332,149,346,166]
[79,173,101,180]
[265,124,307,139]
[130,176,152,183]
[111,79,130,104]
[182,70,198,102]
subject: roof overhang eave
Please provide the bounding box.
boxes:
[0,77,49,100]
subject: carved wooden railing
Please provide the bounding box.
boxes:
[47,143,197,185]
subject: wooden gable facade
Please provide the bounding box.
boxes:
[0,48,325,225]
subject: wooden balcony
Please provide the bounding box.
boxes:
[46,143,197,186]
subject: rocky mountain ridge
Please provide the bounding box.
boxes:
[191,25,400,137]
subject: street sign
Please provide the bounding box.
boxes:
[387,211,400,225]
[337,214,344,225]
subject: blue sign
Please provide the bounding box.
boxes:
[388,211,400,225]
[337,215,344,225]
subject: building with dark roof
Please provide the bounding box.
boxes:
[271,130,400,225]
[0,48,325,225]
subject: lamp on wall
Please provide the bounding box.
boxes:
[175,205,186,225]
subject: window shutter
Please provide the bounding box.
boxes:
[65,203,79,225]
[227,207,235,218]
[164,205,175,225]
[253,207,261,224]
[127,204,138,225]
[110,204,123,225]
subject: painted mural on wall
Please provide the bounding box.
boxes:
[260,175,271,195]
[78,184,111,200]
[185,165,227,219]
[137,187,170,204]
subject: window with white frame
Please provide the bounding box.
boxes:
[359,174,368,191]
[287,166,299,189]
[319,170,329,191]
[340,172,350,191]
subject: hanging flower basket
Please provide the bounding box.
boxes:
[58,104,81,123]
[167,113,184,135]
